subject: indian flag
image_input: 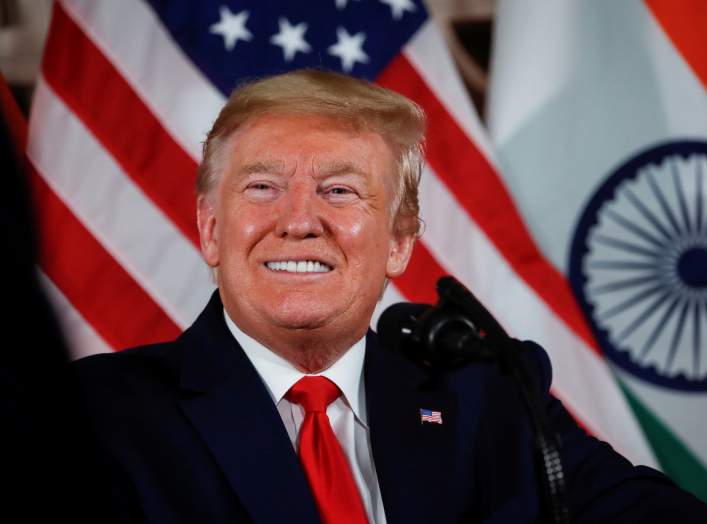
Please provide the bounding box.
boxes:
[487,0,707,500]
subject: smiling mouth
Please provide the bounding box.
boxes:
[265,260,333,273]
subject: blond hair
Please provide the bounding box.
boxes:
[197,69,425,236]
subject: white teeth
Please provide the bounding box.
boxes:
[265,260,332,273]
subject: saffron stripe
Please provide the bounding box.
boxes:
[645,0,707,92]
[42,3,199,246]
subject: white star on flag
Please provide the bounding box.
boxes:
[209,6,253,51]
[379,0,416,20]
[327,27,368,72]
[270,18,311,62]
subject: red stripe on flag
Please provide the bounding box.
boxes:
[42,4,199,246]
[392,242,448,304]
[29,164,182,350]
[645,0,707,91]
[377,56,598,352]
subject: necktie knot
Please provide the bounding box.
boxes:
[286,376,340,412]
[285,375,368,523]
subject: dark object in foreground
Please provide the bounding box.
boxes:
[1,74,115,523]
[379,276,569,524]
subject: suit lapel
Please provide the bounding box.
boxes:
[177,293,320,524]
[365,332,461,524]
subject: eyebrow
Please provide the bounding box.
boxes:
[238,161,287,175]
[316,161,368,178]
[238,160,369,179]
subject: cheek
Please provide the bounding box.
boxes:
[217,206,272,260]
[240,221,261,238]
[334,198,391,244]
[346,221,363,236]
[337,215,392,266]
[336,213,376,245]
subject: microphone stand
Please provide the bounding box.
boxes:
[396,277,571,524]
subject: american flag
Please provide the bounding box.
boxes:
[27,0,655,468]
[420,408,443,425]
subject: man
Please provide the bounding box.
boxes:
[74,70,707,523]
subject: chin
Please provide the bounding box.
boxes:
[263,298,342,331]
[267,312,333,332]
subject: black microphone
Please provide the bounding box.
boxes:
[378,277,570,524]
[376,302,428,355]
[377,299,494,370]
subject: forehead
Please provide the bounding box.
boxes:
[226,113,397,175]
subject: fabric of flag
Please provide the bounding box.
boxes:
[29,0,656,480]
[420,409,442,424]
[487,0,707,500]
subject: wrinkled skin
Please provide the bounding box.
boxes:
[197,113,415,371]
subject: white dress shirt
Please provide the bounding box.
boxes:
[224,311,387,524]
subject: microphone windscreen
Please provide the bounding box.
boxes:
[376,302,429,354]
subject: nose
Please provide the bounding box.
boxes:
[274,179,324,239]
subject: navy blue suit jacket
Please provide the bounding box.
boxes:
[74,292,707,523]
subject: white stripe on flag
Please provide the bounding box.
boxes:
[61,0,225,162]
[28,77,214,328]
[40,270,114,358]
[418,163,658,467]
[488,0,707,471]
[486,0,579,148]
[44,0,657,468]
[643,5,707,136]
[404,20,498,169]
[488,0,707,275]
[402,22,656,466]
[619,368,707,467]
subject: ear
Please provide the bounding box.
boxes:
[385,230,416,278]
[197,194,219,267]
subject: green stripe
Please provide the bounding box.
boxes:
[618,380,707,503]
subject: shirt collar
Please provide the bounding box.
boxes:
[223,309,368,426]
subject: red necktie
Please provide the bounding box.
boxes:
[286,376,369,524]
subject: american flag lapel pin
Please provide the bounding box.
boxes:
[419,408,443,425]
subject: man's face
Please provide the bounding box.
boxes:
[197,113,415,345]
